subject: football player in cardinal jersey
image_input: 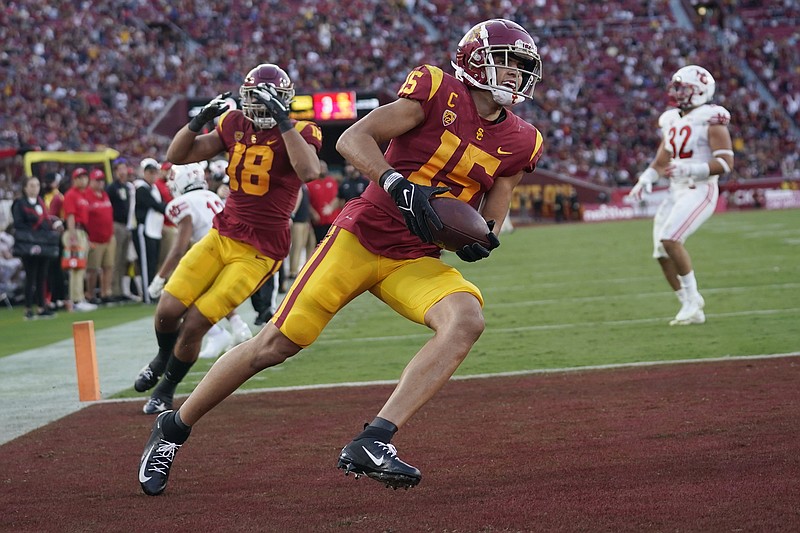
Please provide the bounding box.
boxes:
[133,64,321,431]
[138,20,543,495]
[628,65,734,326]
[144,163,250,366]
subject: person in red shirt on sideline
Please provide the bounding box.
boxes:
[84,168,116,304]
[62,168,96,312]
[306,160,341,243]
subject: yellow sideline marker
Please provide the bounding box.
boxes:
[72,320,100,401]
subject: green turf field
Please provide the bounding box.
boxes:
[2,209,797,398]
[0,301,154,357]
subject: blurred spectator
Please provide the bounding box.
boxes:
[133,159,166,303]
[288,182,315,282]
[153,160,177,272]
[338,162,370,204]
[40,172,67,310]
[62,168,96,312]
[106,157,137,301]
[84,169,115,304]
[307,160,341,243]
[11,176,62,319]
[0,229,23,306]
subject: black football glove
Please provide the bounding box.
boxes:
[188,92,231,133]
[456,220,500,262]
[380,169,449,243]
[251,83,292,133]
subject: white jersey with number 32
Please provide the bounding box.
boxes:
[658,103,731,177]
[165,190,225,243]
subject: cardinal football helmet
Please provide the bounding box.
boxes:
[239,64,295,129]
[169,163,207,197]
[668,65,715,110]
[452,19,542,106]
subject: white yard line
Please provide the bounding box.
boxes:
[1,299,798,445]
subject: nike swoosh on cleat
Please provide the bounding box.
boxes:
[362,446,386,466]
[138,446,153,483]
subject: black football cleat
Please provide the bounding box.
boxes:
[337,438,421,489]
[134,364,161,392]
[139,411,183,496]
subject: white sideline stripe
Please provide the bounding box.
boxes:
[107,351,800,403]
[318,307,800,344]
[489,283,800,308]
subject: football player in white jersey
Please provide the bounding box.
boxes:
[137,163,253,414]
[628,65,734,325]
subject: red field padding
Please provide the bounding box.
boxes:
[2,356,799,532]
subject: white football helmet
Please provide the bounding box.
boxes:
[169,163,207,197]
[668,65,715,110]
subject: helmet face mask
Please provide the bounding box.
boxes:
[668,65,715,110]
[452,19,542,106]
[239,64,295,129]
[169,163,207,197]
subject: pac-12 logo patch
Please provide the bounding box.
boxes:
[442,109,457,127]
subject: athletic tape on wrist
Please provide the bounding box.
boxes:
[380,169,404,192]
[640,167,659,183]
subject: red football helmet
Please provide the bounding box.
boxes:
[239,64,295,129]
[452,19,542,106]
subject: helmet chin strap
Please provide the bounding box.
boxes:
[452,62,526,106]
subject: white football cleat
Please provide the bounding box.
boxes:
[198,328,233,359]
[231,321,253,345]
[670,294,705,326]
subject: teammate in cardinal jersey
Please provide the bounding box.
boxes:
[138,20,543,495]
[144,163,249,361]
[132,63,321,421]
[628,65,734,326]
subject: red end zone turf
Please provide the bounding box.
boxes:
[2,356,799,531]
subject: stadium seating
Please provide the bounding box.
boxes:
[0,0,797,200]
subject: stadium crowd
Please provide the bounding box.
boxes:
[1,0,799,309]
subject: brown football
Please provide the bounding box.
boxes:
[427,197,491,252]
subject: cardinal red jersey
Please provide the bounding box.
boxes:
[335,64,544,259]
[215,110,322,259]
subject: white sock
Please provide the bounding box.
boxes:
[122,275,131,297]
[207,323,225,337]
[228,314,245,330]
[675,288,687,304]
[678,271,699,298]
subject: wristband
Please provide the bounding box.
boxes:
[187,116,206,133]
[379,169,404,192]
[277,119,293,134]
[715,157,731,174]
[640,167,659,183]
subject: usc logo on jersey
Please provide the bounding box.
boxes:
[442,110,457,127]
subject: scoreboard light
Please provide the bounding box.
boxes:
[290,94,315,120]
[313,91,357,121]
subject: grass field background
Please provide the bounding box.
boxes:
[1,208,797,398]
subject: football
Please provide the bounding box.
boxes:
[427,197,491,252]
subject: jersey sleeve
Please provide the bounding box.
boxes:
[705,105,731,126]
[396,65,447,116]
[165,198,191,226]
[294,121,323,153]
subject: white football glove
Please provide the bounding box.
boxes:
[666,161,710,180]
[628,167,659,200]
[148,275,166,299]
